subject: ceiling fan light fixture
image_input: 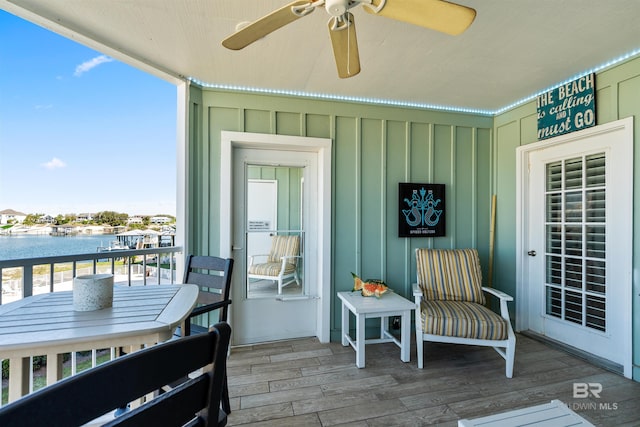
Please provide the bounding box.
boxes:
[325,0,347,16]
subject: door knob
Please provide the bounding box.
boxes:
[527,250,537,256]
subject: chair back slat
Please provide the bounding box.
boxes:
[187,270,226,292]
[0,322,231,427]
[415,248,485,304]
[185,255,229,274]
[103,376,210,426]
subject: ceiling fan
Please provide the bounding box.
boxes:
[222,0,476,79]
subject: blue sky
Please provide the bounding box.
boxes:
[0,10,177,217]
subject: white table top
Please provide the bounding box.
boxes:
[337,291,415,314]
[0,285,198,359]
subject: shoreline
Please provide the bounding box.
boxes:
[0,225,116,236]
[0,225,51,235]
[1,224,173,237]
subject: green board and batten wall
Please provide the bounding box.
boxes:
[186,54,640,380]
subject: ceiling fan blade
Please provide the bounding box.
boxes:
[328,14,361,79]
[364,0,476,35]
[222,0,313,50]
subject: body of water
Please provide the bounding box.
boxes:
[0,234,115,260]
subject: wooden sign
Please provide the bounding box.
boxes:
[398,183,445,237]
[537,73,596,140]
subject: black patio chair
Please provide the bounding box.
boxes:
[178,255,234,414]
[0,322,232,427]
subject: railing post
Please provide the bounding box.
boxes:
[170,255,175,284]
[8,357,30,402]
[46,353,63,386]
[23,267,33,298]
[49,267,54,293]
[128,257,132,286]
[143,256,148,286]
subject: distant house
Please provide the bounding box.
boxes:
[0,209,27,224]
[37,214,55,224]
[76,213,94,222]
[150,216,171,224]
[128,216,144,225]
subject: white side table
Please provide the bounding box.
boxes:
[337,291,415,368]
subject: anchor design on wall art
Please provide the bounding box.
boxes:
[398,183,445,237]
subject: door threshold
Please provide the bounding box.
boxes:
[230,335,317,350]
[520,330,624,376]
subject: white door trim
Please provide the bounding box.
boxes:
[515,117,633,377]
[220,131,332,343]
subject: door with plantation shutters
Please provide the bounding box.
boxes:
[517,118,633,378]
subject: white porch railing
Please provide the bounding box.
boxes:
[0,246,183,405]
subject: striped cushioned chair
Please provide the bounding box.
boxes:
[414,248,516,377]
[248,235,301,294]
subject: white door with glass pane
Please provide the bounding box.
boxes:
[516,118,633,378]
[220,131,332,345]
[232,148,317,344]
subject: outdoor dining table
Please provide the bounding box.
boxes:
[0,284,198,403]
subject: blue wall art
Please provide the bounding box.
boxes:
[398,183,445,237]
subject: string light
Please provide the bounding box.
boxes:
[189,48,640,117]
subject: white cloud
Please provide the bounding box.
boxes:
[34,104,53,110]
[42,157,67,170]
[73,55,114,77]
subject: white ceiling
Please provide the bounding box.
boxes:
[3,0,640,113]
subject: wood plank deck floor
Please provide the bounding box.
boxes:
[225,333,640,426]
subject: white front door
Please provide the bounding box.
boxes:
[220,131,332,346]
[516,118,633,378]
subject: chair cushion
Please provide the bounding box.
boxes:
[268,235,300,263]
[416,248,486,305]
[248,262,296,276]
[419,300,509,341]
